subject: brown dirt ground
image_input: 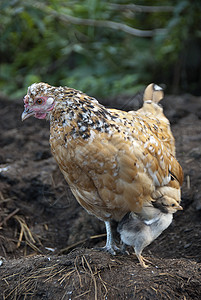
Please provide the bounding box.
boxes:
[0,91,201,299]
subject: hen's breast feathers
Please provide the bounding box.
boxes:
[48,86,183,221]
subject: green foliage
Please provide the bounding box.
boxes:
[0,0,200,99]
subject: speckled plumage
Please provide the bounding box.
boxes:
[22,82,183,253]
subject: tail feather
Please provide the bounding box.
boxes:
[132,83,176,156]
[143,83,164,104]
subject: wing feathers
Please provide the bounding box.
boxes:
[48,83,183,221]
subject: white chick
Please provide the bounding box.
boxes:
[117,198,183,267]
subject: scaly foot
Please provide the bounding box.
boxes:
[94,221,121,255]
[95,243,120,255]
[136,254,150,268]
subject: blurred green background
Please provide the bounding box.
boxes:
[0,0,201,99]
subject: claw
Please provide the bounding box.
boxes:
[95,244,120,255]
[136,254,150,268]
[120,243,130,255]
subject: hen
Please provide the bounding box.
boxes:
[22,82,183,255]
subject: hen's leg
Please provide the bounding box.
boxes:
[104,221,119,254]
[95,221,119,255]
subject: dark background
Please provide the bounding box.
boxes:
[0,0,201,100]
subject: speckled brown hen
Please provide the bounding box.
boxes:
[21,83,183,254]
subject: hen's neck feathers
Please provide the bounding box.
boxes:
[49,88,145,142]
[50,91,117,142]
[49,87,159,139]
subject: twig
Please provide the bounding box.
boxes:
[0,208,20,227]
[14,215,41,253]
[44,267,67,282]
[59,233,106,253]
[26,1,167,37]
[83,255,98,300]
[75,256,83,288]
[109,3,174,13]
[186,175,190,189]
[98,271,108,298]
[54,12,166,37]
[0,191,12,203]
[59,269,75,285]
[74,290,91,298]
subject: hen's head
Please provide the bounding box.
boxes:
[22,82,57,121]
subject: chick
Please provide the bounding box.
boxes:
[117,198,183,267]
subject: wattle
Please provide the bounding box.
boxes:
[35,112,47,119]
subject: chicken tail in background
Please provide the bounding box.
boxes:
[131,83,176,156]
[143,83,164,104]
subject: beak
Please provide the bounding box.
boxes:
[21,108,35,121]
[177,205,183,210]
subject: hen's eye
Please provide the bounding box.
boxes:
[171,203,175,207]
[36,98,43,105]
